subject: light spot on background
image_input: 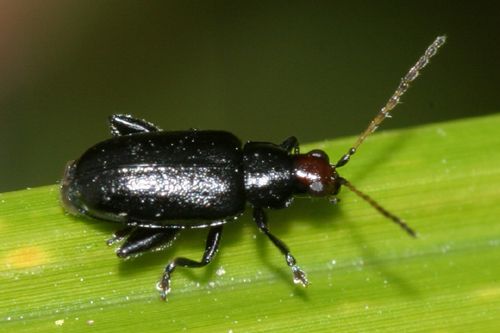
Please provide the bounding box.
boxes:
[4,246,48,269]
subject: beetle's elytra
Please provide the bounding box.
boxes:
[61,36,445,300]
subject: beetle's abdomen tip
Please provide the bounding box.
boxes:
[60,160,82,216]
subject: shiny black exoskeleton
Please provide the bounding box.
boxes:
[62,114,340,299]
[61,36,445,300]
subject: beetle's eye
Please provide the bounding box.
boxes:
[309,181,326,195]
[308,149,329,162]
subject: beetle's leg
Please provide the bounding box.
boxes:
[106,226,135,246]
[109,114,161,136]
[280,136,299,154]
[158,225,223,300]
[116,228,180,258]
[253,207,309,287]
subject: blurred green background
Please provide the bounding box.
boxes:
[0,1,498,192]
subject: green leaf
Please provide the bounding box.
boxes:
[1,114,499,332]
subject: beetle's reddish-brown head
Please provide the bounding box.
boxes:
[293,150,342,200]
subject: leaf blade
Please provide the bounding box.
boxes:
[1,114,499,332]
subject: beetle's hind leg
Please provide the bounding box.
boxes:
[106,226,135,246]
[109,114,161,136]
[115,228,180,258]
[253,207,309,287]
[158,225,223,300]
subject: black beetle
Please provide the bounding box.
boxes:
[61,36,445,300]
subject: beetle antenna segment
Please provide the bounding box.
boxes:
[339,178,416,237]
[335,35,446,168]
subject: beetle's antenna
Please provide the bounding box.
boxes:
[339,178,416,237]
[335,35,446,168]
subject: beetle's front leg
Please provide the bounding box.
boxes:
[280,136,299,154]
[253,207,308,287]
[158,225,223,300]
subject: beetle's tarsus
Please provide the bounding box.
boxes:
[286,253,308,286]
[292,265,309,286]
[157,278,171,301]
[106,237,118,246]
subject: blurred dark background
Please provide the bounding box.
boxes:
[0,1,499,192]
